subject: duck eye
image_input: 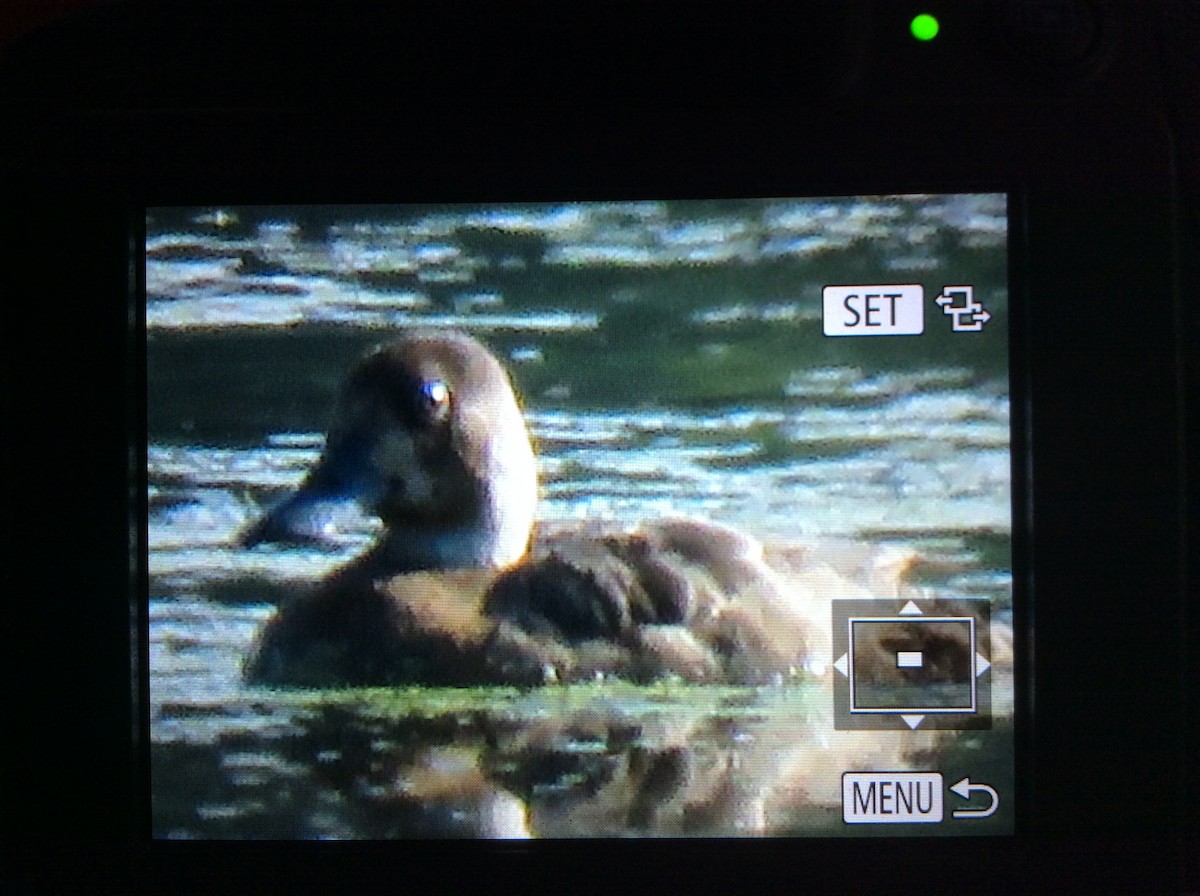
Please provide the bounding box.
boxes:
[421,379,450,415]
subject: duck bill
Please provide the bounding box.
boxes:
[240,442,385,547]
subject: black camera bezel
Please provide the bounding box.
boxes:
[3,1,1192,893]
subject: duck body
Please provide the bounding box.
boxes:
[247,519,849,687]
[241,331,957,687]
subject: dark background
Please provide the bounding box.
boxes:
[3,0,1194,893]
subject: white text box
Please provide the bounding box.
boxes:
[842,772,944,823]
[823,284,924,336]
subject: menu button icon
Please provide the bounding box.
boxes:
[842,772,944,823]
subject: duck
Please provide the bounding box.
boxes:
[240,330,988,688]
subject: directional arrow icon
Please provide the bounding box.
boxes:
[976,653,991,676]
[935,285,992,332]
[901,714,925,730]
[833,653,849,677]
[950,777,999,819]
[899,600,922,616]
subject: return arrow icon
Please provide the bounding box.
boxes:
[949,777,999,819]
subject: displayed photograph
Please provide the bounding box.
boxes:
[146,196,1014,837]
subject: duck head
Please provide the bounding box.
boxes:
[241,331,538,573]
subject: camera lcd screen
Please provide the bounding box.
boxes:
[145,195,1015,838]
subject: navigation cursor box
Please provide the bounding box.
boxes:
[823,284,924,336]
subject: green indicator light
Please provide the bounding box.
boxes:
[910,13,940,41]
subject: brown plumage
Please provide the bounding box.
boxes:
[242,332,991,687]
